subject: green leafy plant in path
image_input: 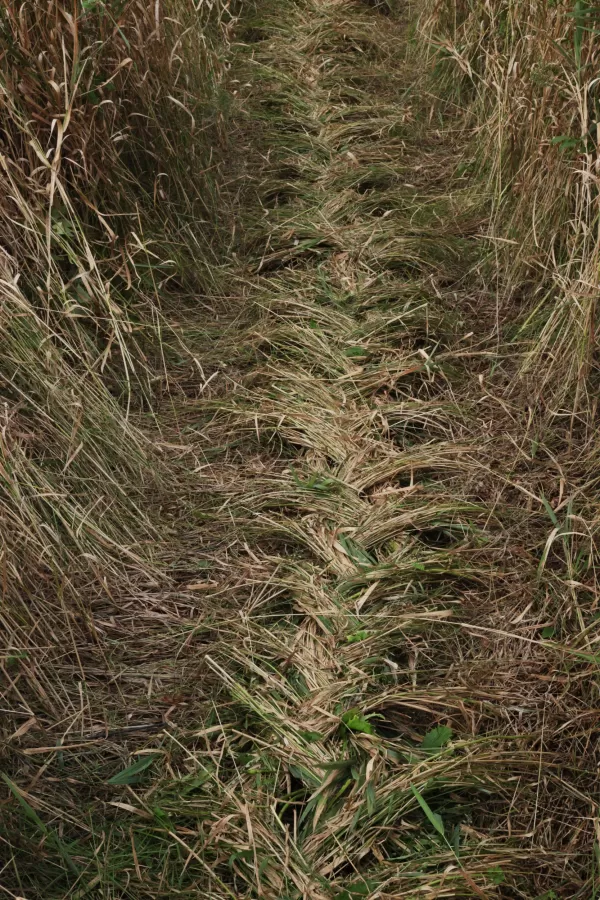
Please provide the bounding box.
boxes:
[2,0,600,898]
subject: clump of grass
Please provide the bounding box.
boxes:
[419,0,600,415]
[0,4,233,584]
[0,0,235,866]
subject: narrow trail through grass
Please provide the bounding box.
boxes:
[175,1,599,897]
[4,1,600,898]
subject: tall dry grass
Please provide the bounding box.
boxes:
[0,0,233,749]
[420,0,600,415]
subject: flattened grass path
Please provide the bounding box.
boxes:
[175,1,597,897]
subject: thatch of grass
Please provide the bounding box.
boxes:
[3,1,600,899]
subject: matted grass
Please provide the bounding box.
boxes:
[2,1,600,899]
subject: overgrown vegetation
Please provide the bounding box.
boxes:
[2,0,600,898]
[421,0,600,410]
[0,0,232,722]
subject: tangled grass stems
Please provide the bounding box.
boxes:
[3,1,600,899]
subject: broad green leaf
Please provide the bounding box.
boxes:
[317,614,334,633]
[341,708,375,735]
[108,753,160,785]
[259,855,274,875]
[422,725,453,750]
[6,651,28,668]
[410,783,445,837]
[289,763,320,785]
[551,135,583,151]
[315,760,352,771]
[299,730,324,743]
[346,629,369,644]
[153,806,174,829]
[487,866,506,885]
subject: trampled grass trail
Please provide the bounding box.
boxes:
[178,1,599,896]
[4,1,600,898]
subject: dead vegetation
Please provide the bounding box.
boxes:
[2,1,600,899]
